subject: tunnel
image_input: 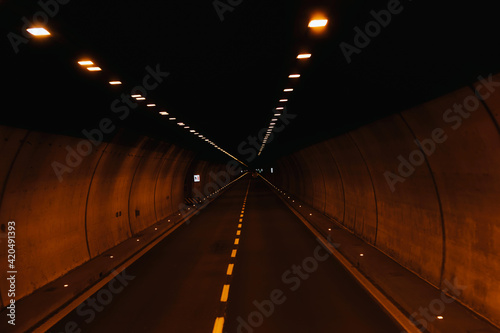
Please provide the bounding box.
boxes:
[1,0,500,332]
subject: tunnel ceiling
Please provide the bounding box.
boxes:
[2,0,499,165]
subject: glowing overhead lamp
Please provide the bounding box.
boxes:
[78,60,94,66]
[26,27,51,36]
[297,53,312,59]
[308,19,328,28]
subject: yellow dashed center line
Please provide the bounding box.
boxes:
[220,284,230,302]
[212,181,250,333]
[212,317,224,333]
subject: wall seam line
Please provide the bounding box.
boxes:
[127,143,148,237]
[0,130,31,216]
[398,112,447,287]
[169,148,179,214]
[470,83,500,134]
[317,148,328,215]
[326,142,346,224]
[84,142,109,258]
[153,145,172,222]
[0,129,31,309]
[346,132,379,245]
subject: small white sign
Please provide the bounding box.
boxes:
[194,175,201,182]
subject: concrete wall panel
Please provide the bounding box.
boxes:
[296,149,325,212]
[128,140,172,235]
[0,130,101,301]
[474,73,500,128]
[312,142,345,223]
[402,84,500,321]
[273,79,500,324]
[288,153,309,204]
[174,150,195,205]
[349,115,443,283]
[325,134,377,241]
[153,145,183,220]
[85,136,147,257]
[0,126,204,304]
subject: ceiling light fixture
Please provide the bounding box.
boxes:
[78,60,94,66]
[297,53,312,59]
[26,27,51,36]
[87,67,102,71]
[283,88,293,92]
[308,19,328,28]
[289,74,300,78]
[109,81,122,85]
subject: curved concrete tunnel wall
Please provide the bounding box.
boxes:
[271,75,500,326]
[0,126,231,308]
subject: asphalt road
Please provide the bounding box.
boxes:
[49,176,402,333]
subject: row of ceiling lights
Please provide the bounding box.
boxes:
[25,26,246,165]
[257,17,328,156]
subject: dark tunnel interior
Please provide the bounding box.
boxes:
[1,0,500,332]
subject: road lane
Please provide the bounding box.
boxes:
[49,178,250,333]
[49,176,403,333]
[224,178,402,333]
